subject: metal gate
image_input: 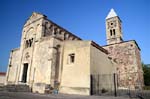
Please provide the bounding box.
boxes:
[90,73,146,98]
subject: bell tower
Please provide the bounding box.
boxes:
[106,9,123,45]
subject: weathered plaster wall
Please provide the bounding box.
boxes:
[31,38,53,93]
[31,37,62,93]
[6,48,20,84]
[90,45,115,91]
[6,12,82,93]
[90,45,114,74]
[60,41,91,95]
[60,41,115,95]
[16,13,45,85]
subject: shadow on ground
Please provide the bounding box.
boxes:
[0,91,133,99]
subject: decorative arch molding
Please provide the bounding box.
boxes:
[36,24,41,33]
[26,27,34,33]
[23,52,30,62]
[25,27,35,39]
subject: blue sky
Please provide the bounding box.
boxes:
[0,0,150,72]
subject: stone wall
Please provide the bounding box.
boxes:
[103,40,143,89]
[106,16,123,45]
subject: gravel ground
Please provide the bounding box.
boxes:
[0,91,132,99]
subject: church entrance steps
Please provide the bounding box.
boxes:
[0,84,31,92]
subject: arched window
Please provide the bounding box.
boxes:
[113,29,116,36]
[25,38,33,48]
[110,29,112,36]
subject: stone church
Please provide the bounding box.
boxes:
[5,9,143,95]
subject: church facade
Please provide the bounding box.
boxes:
[5,9,143,95]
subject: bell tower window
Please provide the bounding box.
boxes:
[110,29,113,36]
[113,29,116,36]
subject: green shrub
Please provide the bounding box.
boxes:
[143,86,150,90]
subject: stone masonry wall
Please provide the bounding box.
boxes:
[103,41,143,89]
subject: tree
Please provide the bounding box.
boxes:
[142,63,150,86]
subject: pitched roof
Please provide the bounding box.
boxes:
[91,41,108,54]
[102,40,141,51]
[106,8,118,19]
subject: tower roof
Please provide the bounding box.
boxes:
[106,9,118,19]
